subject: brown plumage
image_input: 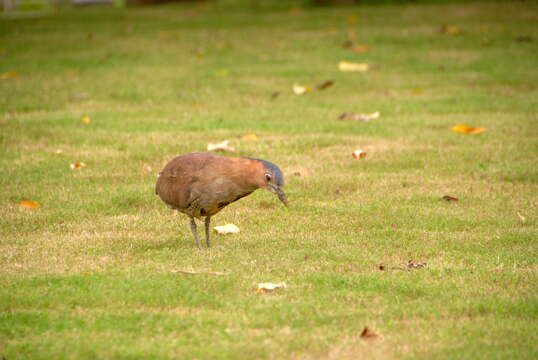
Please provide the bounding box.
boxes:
[156,152,287,248]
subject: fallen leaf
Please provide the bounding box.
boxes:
[256,282,287,294]
[54,149,63,154]
[379,265,385,271]
[80,116,91,124]
[317,80,334,90]
[293,83,312,95]
[351,44,369,53]
[70,162,87,169]
[438,25,462,35]
[339,111,380,122]
[271,91,280,99]
[442,195,459,202]
[213,223,240,235]
[407,260,427,269]
[517,212,526,223]
[20,200,40,209]
[143,164,152,172]
[0,71,19,80]
[360,327,378,339]
[451,124,486,134]
[352,150,367,160]
[171,270,225,275]
[241,133,258,141]
[207,140,235,152]
[339,61,370,72]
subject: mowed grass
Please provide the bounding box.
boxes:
[1,1,537,358]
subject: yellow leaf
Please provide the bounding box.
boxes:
[241,133,258,141]
[338,61,369,72]
[451,124,486,134]
[256,282,287,294]
[213,223,240,235]
[20,200,40,209]
[70,162,87,169]
[80,116,91,124]
[352,150,367,159]
[1,71,19,80]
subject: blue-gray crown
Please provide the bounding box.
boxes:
[242,157,285,187]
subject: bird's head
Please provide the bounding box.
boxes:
[243,157,288,206]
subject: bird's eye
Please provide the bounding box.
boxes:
[265,173,272,182]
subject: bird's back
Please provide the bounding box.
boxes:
[155,152,216,212]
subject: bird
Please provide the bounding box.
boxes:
[155,152,287,248]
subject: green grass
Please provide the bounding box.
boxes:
[1,1,537,359]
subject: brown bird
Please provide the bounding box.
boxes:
[155,152,288,248]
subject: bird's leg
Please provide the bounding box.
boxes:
[204,216,211,248]
[189,217,202,249]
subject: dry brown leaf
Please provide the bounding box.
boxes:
[1,71,19,80]
[207,140,235,152]
[451,124,486,134]
[271,91,280,99]
[317,80,334,90]
[352,150,367,160]
[256,282,287,294]
[171,270,225,276]
[20,200,40,209]
[293,84,312,95]
[241,133,258,141]
[80,116,91,124]
[352,44,369,53]
[213,223,240,235]
[70,162,87,169]
[339,111,380,122]
[360,327,378,339]
[442,195,459,202]
[339,61,369,72]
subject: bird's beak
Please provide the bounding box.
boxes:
[275,187,288,206]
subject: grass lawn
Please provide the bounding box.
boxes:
[1,0,537,358]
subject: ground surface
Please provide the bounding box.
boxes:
[1,1,537,359]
